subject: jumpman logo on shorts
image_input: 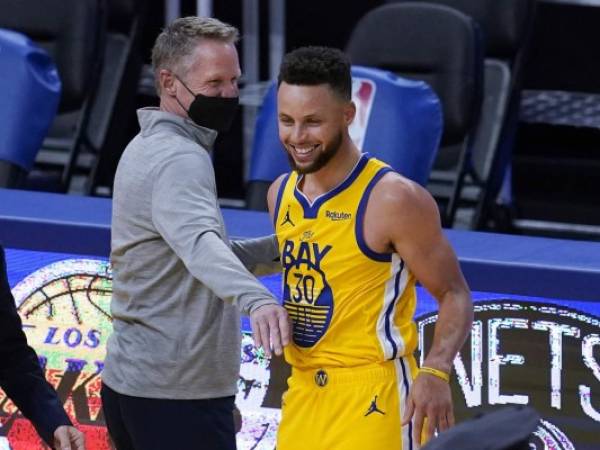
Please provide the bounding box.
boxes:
[364,395,385,416]
[280,206,295,227]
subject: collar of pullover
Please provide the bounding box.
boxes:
[137,107,218,150]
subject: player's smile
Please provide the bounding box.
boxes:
[289,143,320,162]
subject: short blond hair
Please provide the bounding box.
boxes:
[151,16,239,94]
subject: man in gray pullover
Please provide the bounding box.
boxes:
[101,17,289,450]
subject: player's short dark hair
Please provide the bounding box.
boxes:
[278,46,352,101]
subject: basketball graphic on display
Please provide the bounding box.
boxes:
[1,258,281,450]
[2,259,113,450]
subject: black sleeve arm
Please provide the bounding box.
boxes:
[0,246,71,447]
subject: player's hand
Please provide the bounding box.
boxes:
[402,371,454,448]
[53,425,85,450]
[250,304,291,357]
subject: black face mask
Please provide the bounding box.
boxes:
[175,76,239,132]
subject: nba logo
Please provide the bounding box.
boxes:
[349,77,376,150]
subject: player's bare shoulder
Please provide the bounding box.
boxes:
[361,171,436,253]
[369,172,439,220]
[365,172,441,250]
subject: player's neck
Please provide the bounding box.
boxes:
[302,141,362,199]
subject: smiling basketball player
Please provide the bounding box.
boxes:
[268,46,473,450]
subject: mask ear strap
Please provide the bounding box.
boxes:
[174,73,196,96]
[174,95,191,115]
[172,73,194,114]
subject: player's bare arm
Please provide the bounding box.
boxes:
[363,172,473,447]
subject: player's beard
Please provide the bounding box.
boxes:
[286,131,344,175]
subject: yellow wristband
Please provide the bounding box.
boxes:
[419,366,450,383]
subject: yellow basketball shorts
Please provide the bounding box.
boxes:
[277,357,418,450]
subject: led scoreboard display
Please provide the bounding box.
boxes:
[1,249,599,450]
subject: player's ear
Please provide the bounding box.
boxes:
[344,101,356,126]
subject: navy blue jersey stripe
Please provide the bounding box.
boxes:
[273,173,291,227]
[355,166,393,262]
[385,260,404,360]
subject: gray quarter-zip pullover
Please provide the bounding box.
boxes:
[102,108,279,399]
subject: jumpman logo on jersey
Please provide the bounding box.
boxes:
[280,205,295,227]
[364,395,385,416]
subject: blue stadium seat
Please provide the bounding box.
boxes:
[1,0,105,192]
[246,65,442,211]
[0,29,61,188]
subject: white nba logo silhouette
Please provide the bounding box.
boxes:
[349,77,376,150]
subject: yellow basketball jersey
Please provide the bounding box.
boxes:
[274,154,418,370]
